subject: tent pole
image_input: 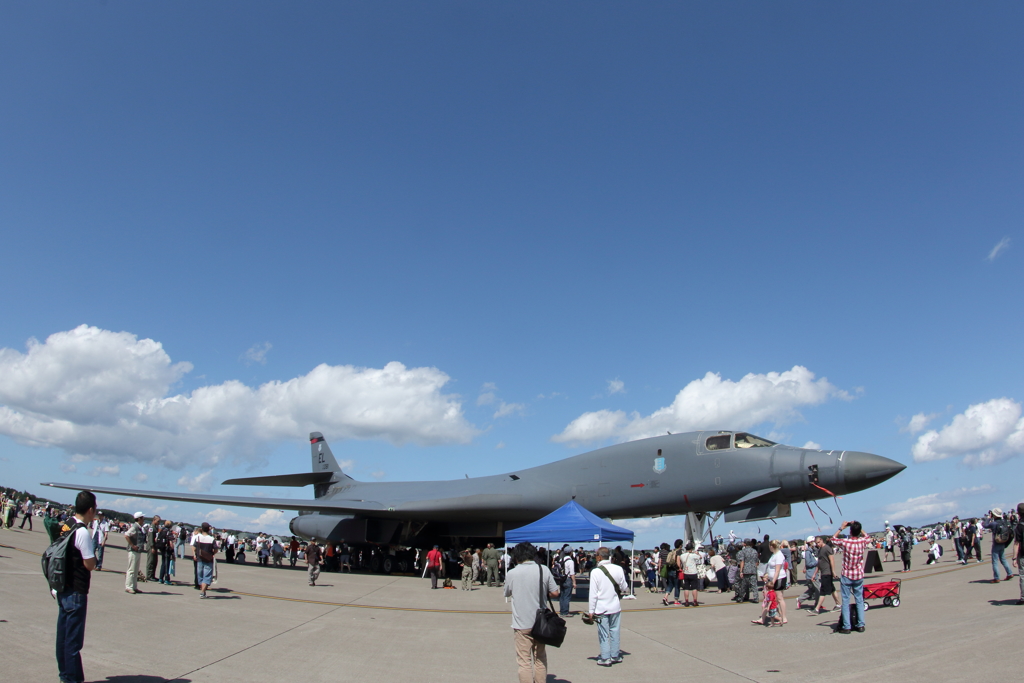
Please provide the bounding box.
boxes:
[630,541,635,596]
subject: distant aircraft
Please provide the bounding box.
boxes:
[44,430,903,569]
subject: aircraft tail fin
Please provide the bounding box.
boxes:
[310,432,353,482]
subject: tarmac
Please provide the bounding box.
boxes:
[1,526,1021,683]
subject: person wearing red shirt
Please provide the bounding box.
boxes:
[426,545,444,589]
[831,520,872,633]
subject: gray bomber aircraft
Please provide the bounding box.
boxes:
[44,430,904,556]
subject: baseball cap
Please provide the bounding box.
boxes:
[806,535,816,543]
[134,511,145,519]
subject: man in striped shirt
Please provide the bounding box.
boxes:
[831,520,872,633]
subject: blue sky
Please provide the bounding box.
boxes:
[1,3,1021,546]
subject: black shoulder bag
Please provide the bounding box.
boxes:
[531,565,567,647]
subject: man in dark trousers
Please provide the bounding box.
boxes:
[55,491,98,683]
[426,545,444,589]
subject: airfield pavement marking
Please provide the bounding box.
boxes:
[2,539,989,617]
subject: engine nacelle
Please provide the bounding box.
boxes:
[288,514,401,544]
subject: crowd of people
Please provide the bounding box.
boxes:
[12,484,1023,683]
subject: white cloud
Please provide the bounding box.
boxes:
[607,379,625,396]
[371,470,386,479]
[494,401,526,418]
[883,485,995,522]
[553,366,847,444]
[96,496,147,511]
[60,463,77,474]
[250,509,286,529]
[242,342,272,366]
[86,465,120,477]
[0,325,478,470]
[911,398,1024,467]
[477,383,497,406]
[177,470,215,492]
[987,236,1010,262]
[495,441,505,450]
[899,412,939,435]
[802,441,822,450]
[133,473,148,483]
[205,508,242,524]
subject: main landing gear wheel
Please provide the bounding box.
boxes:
[382,557,394,574]
[369,555,381,573]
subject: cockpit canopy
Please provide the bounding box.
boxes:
[705,432,776,451]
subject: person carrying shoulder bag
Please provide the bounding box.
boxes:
[587,547,629,667]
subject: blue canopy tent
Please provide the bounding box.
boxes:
[504,501,637,595]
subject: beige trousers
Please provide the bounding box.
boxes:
[125,551,139,591]
[514,629,547,683]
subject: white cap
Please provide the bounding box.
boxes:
[134,511,145,519]
[806,535,816,543]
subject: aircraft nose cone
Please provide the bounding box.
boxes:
[843,452,906,492]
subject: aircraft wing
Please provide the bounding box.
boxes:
[40,482,387,515]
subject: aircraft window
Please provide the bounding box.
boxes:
[734,433,776,449]
[705,435,732,451]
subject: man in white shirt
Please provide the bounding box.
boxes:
[587,547,629,667]
[55,491,98,683]
[556,547,577,616]
[89,512,109,570]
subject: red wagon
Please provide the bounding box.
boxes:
[862,578,901,607]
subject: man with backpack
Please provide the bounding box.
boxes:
[156,520,174,585]
[660,539,683,606]
[982,509,1015,583]
[52,490,98,683]
[553,546,576,617]
[1013,502,1024,605]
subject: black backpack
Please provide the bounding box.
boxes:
[551,557,566,581]
[154,528,169,552]
[993,521,1013,545]
[41,522,84,592]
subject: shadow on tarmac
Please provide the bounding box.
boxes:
[987,599,1022,606]
[92,677,192,683]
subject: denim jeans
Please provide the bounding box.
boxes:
[800,565,820,603]
[93,544,104,570]
[159,550,172,583]
[953,537,964,562]
[839,576,865,629]
[596,611,621,661]
[1018,556,1024,600]
[991,544,1013,580]
[664,572,679,600]
[56,591,88,683]
[558,577,573,615]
